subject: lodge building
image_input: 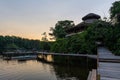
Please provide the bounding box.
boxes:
[66,13,101,37]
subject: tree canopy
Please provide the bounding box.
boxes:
[110,1,120,19]
[49,20,75,39]
[0,36,52,53]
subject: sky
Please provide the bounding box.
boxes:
[0,0,118,40]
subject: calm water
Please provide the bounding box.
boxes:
[0,55,96,80]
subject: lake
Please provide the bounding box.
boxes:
[0,55,96,80]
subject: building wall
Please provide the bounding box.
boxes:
[84,19,98,23]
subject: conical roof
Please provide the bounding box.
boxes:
[82,13,101,21]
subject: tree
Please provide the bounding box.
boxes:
[5,43,19,51]
[110,23,120,55]
[86,20,113,45]
[49,20,75,39]
[40,41,50,52]
[110,1,120,19]
[0,35,43,51]
[41,32,48,41]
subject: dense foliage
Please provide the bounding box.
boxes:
[110,1,120,19]
[0,36,51,53]
[108,23,120,55]
[49,20,75,39]
[108,1,120,55]
[86,21,113,46]
[51,30,97,54]
[50,20,120,55]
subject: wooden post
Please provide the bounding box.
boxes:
[97,47,100,80]
[87,69,96,80]
[87,71,92,80]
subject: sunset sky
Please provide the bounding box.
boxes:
[0,0,117,40]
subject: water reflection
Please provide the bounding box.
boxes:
[53,64,88,80]
[0,55,96,80]
[37,54,96,80]
[38,54,53,62]
[17,60,27,64]
[0,59,57,80]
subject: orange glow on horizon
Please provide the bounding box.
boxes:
[0,20,54,40]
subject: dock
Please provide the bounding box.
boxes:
[2,51,97,59]
[97,47,120,80]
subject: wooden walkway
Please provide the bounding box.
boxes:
[38,52,97,59]
[3,52,97,59]
[98,47,120,62]
[97,47,120,80]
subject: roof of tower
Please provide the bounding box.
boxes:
[82,13,101,21]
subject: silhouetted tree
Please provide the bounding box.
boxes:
[110,1,120,19]
[41,32,48,41]
[49,20,75,39]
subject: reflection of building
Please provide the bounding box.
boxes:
[66,13,101,37]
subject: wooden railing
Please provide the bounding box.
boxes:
[87,69,96,80]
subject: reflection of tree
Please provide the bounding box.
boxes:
[37,55,97,80]
[53,64,88,80]
[51,56,89,80]
[17,60,27,64]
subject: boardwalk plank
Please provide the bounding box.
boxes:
[101,77,120,80]
[97,47,120,80]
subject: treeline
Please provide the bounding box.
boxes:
[0,36,51,53]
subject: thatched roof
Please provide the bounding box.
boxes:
[66,13,101,34]
[66,22,88,33]
[82,13,101,21]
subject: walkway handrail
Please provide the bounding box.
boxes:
[87,69,96,80]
